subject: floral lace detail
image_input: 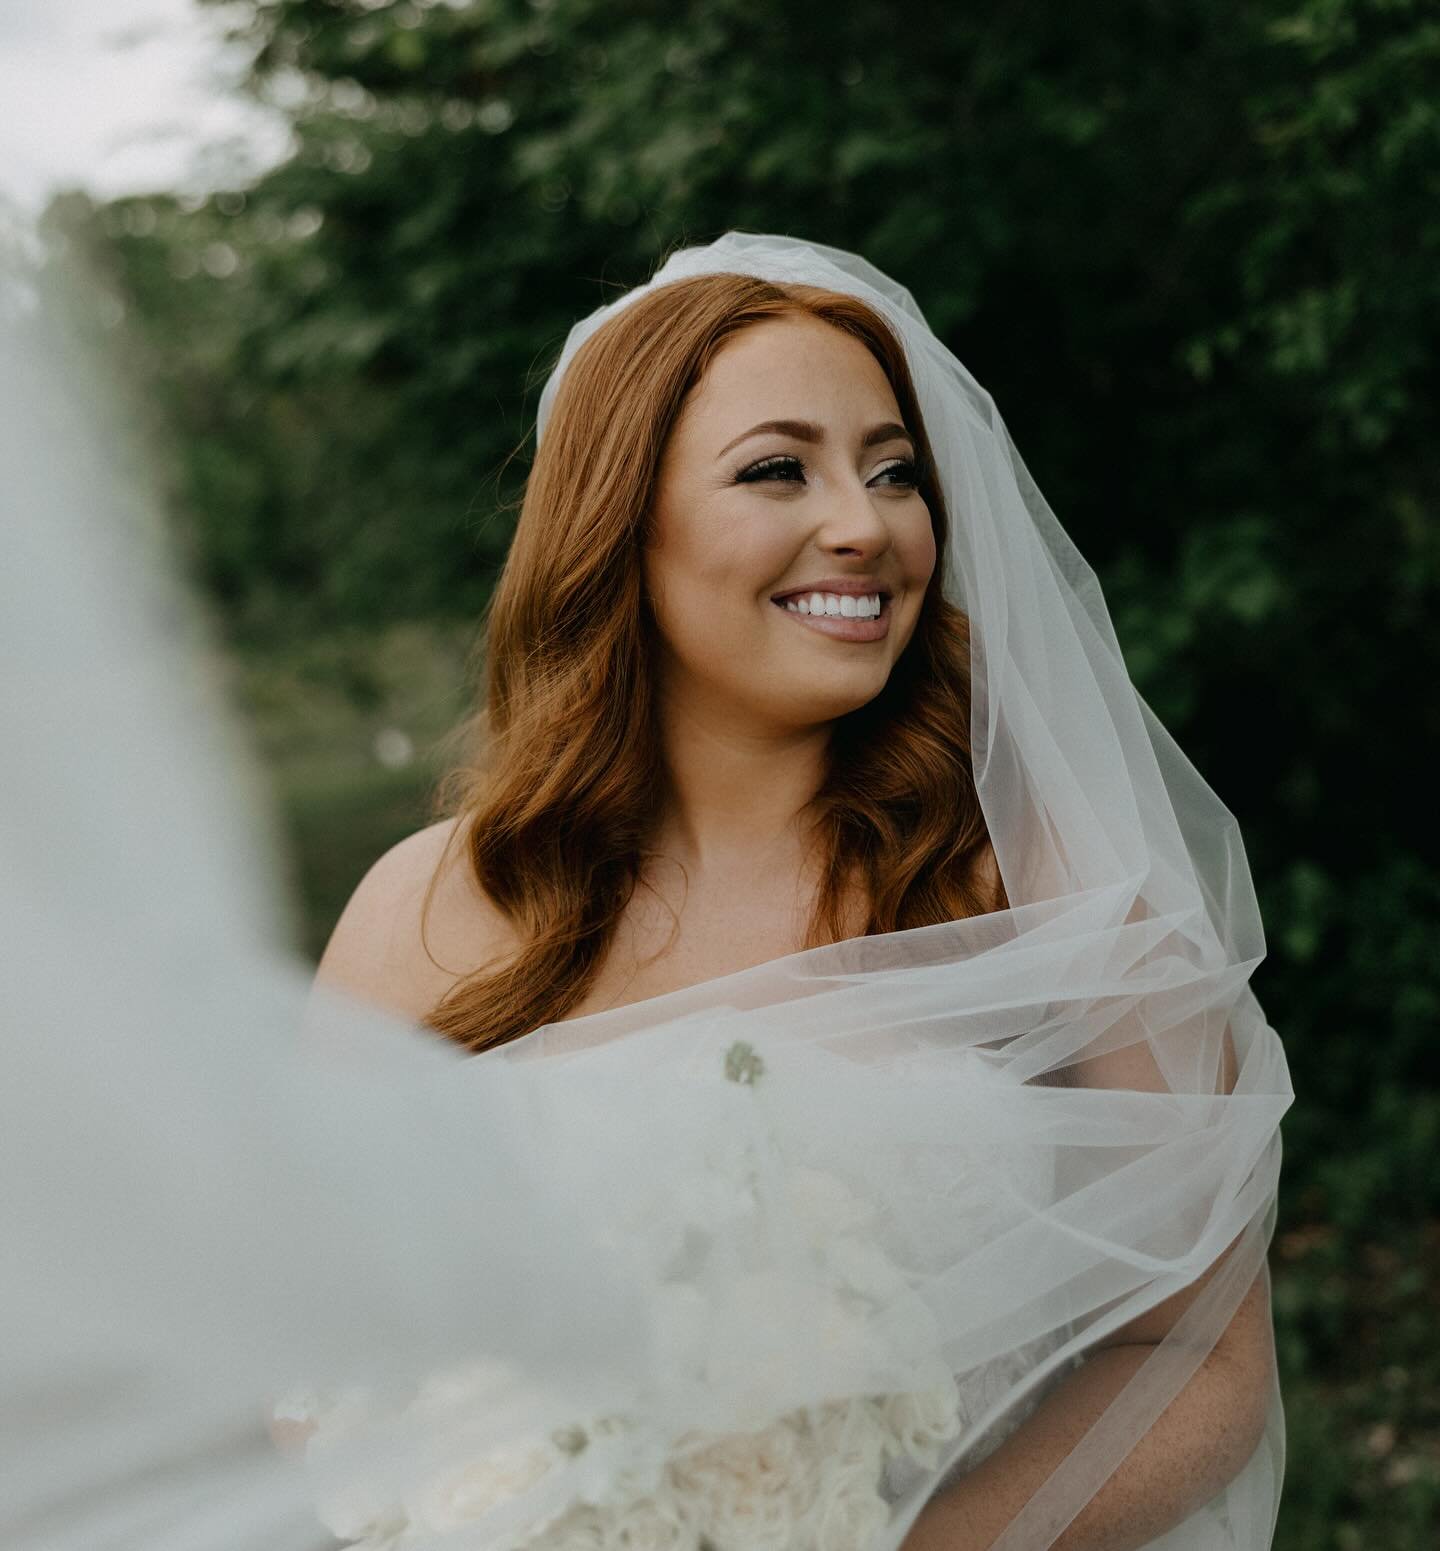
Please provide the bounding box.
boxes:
[283,1383,965,1551]
[278,1047,1080,1551]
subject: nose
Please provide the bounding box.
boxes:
[814,476,895,561]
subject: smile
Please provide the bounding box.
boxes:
[770,595,891,642]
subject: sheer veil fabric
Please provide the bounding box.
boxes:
[0,231,1292,1550]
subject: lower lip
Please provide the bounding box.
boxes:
[770,597,891,641]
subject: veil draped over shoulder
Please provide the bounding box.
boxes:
[0,230,1292,1551]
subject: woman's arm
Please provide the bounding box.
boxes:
[903,1020,1274,1551]
[900,1251,1274,1551]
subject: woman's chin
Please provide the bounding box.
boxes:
[765,674,892,728]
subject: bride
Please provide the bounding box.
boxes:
[316,284,996,1042]
[3,230,1291,1551]
[298,252,1283,1550]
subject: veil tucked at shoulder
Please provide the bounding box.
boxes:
[0,229,1292,1551]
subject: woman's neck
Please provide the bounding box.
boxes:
[651,692,830,877]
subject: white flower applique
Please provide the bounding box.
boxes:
[281,1038,967,1551]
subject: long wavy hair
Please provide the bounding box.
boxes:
[420,269,1006,1054]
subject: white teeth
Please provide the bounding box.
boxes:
[782,592,882,618]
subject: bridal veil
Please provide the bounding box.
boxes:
[0,230,1293,1549]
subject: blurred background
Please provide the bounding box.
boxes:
[2,1,1436,1544]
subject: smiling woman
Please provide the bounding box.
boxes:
[292,233,1293,1551]
[317,270,1007,1055]
[0,180,1289,1551]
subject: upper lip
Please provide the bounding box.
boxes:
[770,576,892,602]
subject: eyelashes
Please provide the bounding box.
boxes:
[734,454,923,489]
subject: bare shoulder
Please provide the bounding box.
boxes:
[312,815,521,1026]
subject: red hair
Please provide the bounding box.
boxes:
[422,270,1004,1053]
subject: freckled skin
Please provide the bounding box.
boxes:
[644,314,938,736]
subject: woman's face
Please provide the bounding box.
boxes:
[645,314,937,732]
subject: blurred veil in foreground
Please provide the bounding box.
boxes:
[0,223,1294,1551]
[0,211,646,1548]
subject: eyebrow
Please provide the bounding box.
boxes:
[715,418,915,461]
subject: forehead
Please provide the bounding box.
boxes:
[679,314,899,430]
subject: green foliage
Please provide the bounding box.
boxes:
[34,0,1440,1537]
[1272,1221,1440,1549]
[221,617,479,956]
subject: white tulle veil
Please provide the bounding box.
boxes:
[0,228,1292,1551]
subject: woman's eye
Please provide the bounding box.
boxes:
[734,456,921,487]
[876,458,922,487]
[735,455,805,483]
